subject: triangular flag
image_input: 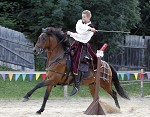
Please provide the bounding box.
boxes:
[134,73,138,80]
[117,73,120,78]
[22,74,26,81]
[120,73,125,80]
[29,74,33,81]
[146,72,150,80]
[1,74,6,81]
[42,74,46,80]
[9,74,13,81]
[36,74,40,80]
[126,72,130,80]
[15,74,20,81]
[139,73,144,80]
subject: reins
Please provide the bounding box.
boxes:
[45,51,70,76]
[45,33,70,76]
[45,34,68,53]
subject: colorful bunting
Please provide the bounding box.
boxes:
[117,73,120,78]
[9,74,13,81]
[146,72,150,80]
[1,74,6,81]
[36,74,40,80]
[29,74,33,81]
[126,72,130,80]
[139,73,144,80]
[42,74,46,80]
[134,73,138,80]
[15,74,20,81]
[22,74,26,81]
[120,73,125,80]
[1,71,150,82]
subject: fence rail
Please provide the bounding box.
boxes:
[0,71,149,98]
[0,26,34,71]
[104,35,150,71]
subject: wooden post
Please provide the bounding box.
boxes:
[84,56,105,115]
[84,43,107,115]
[140,69,144,97]
[64,85,68,99]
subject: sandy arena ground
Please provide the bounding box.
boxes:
[0,97,149,117]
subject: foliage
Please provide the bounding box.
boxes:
[34,54,47,71]
[0,0,149,70]
[134,0,150,35]
[0,65,16,71]
[0,0,143,41]
[0,1,19,29]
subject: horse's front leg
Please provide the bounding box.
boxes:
[36,85,53,114]
[22,80,48,102]
[88,83,96,98]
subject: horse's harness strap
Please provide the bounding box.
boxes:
[47,51,65,67]
[46,69,67,75]
[47,36,67,53]
[46,51,69,76]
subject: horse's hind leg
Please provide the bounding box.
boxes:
[111,89,120,108]
[88,83,96,98]
[23,81,48,102]
[101,83,120,108]
[105,87,120,108]
[36,85,52,114]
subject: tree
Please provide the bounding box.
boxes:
[131,0,150,35]
[81,0,141,53]
[0,1,20,29]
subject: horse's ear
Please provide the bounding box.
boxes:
[42,28,46,33]
[57,28,62,31]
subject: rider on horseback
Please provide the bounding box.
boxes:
[67,10,98,96]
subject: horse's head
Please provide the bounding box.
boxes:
[33,27,67,55]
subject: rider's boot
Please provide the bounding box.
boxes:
[70,75,80,96]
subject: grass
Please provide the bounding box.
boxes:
[0,65,150,100]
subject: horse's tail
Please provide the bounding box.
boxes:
[109,64,130,100]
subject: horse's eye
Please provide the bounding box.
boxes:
[41,35,46,40]
[41,37,45,40]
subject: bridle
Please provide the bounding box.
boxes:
[34,31,70,76]
[45,33,68,53]
[34,32,68,55]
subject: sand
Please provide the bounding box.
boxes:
[0,97,149,117]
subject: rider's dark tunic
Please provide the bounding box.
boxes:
[70,24,97,75]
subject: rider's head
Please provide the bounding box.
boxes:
[82,10,92,24]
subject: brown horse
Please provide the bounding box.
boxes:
[23,27,129,114]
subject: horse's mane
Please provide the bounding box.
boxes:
[43,27,70,50]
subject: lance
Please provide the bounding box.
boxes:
[96,30,130,34]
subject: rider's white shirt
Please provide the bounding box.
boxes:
[70,19,94,43]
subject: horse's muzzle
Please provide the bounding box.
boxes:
[33,47,43,55]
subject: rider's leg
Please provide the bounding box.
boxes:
[70,72,81,96]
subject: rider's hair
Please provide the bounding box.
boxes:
[82,10,92,18]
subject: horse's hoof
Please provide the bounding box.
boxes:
[36,111,41,114]
[22,98,29,102]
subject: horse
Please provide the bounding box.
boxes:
[22,27,130,114]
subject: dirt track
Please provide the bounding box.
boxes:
[0,97,149,117]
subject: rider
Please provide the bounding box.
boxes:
[67,10,98,96]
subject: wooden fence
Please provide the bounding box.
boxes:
[0,26,34,71]
[104,35,150,71]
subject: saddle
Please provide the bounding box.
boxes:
[66,54,90,78]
